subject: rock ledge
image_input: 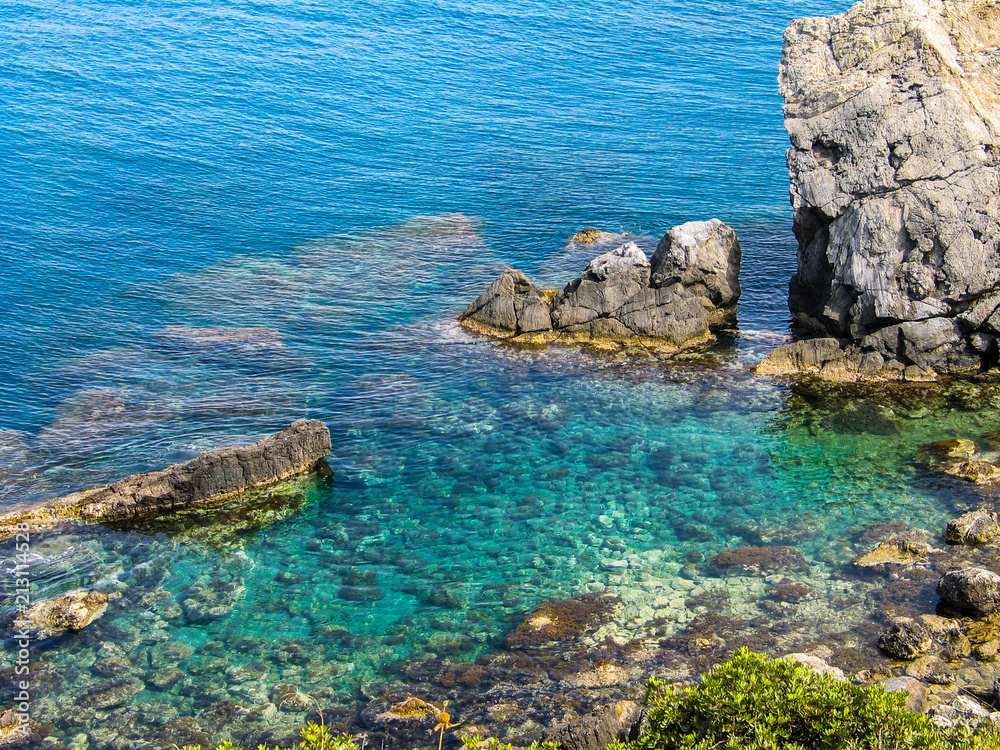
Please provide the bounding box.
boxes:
[0,419,332,539]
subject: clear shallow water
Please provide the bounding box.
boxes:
[6,0,994,747]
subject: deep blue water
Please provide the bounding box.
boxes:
[1,0,854,433]
[9,1,993,747]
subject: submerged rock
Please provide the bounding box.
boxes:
[0,709,49,748]
[853,534,928,569]
[505,593,620,650]
[155,326,284,357]
[0,419,331,539]
[18,590,108,640]
[709,546,808,574]
[75,677,144,710]
[938,567,1000,617]
[460,221,741,352]
[572,228,616,245]
[918,439,1000,485]
[771,0,1000,380]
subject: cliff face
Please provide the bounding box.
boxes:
[780,0,1000,375]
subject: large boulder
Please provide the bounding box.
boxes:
[460,222,741,351]
[776,0,1000,377]
[650,219,741,309]
[938,567,1000,617]
[945,509,1000,545]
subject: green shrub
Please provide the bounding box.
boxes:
[612,649,1000,750]
[177,723,361,750]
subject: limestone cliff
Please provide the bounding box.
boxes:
[771,0,1000,379]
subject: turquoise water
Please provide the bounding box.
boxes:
[6,0,995,747]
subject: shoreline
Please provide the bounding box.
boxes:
[7,357,1000,747]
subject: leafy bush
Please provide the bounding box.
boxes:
[612,649,1000,750]
[178,723,360,750]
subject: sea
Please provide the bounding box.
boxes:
[1,1,994,747]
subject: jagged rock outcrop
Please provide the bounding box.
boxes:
[770,0,1000,380]
[460,221,741,351]
[550,242,710,345]
[651,219,741,308]
[458,269,554,337]
[0,420,331,539]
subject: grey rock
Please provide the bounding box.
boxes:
[938,567,1000,617]
[541,701,644,750]
[778,0,1000,376]
[650,219,742,308]
[878,619,932,659]
[458,268,553,336]
[551,242,649,328]
[0,419,331,539]
[461,223,741,350]
[551,243,710,344]
[880,676,929,714]
[952,694,992,721]
[945,509,1000,545]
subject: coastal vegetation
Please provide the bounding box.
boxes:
[173,650,1000,750]
[615,650,1000,750]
